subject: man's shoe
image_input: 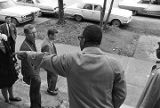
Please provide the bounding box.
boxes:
[54,88,58,91]
[47,89,58,96]
[5,99,10,103]
[9,97,22,102]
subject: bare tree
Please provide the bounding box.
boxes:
[103,0,114,29]
[57,0,65,24]
[100,0,107,27]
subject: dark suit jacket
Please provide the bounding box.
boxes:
[41,38,57,55]
[20,39,37,85]
[136,65,160,108]
[0,23,17,42]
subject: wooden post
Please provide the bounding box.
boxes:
[100,0,107,28]
[103,0,114,29]
[57,0,65,25]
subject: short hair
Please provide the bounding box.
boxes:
[82,25,102,45]
[24,24,35,34]
[5,16,11,19]
[47,28,58,36]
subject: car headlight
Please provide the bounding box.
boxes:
[21,15,26,20]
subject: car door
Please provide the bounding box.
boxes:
[144,0,160,16]
[81,3,93,20]
[137,0,150,14]
[92,4,102,21]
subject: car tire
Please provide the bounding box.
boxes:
[41,12,46,16]
[132,10,137,16]
[30,14,35,22]
[74,15,83,22]
[11,18,19,26]
[39,11,42,16]
[111,19,121,27]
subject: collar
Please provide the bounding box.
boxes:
[45,37,53,44]
[82,47,104,55]
[6,23,10,26]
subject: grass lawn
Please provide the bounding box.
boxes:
[18,19,140,57]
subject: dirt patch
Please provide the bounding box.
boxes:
[101,27,139,57]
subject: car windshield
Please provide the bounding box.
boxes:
[0,0,16,9]
[36,0,55,4]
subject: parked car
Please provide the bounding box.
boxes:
[119,0,160,16]
[13,0,59,15]
[64,0,132,27]
[0,0,40,26]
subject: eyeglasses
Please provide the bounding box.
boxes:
[78,35,84,41]
[28,31,37,35]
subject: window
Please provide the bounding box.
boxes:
[151,0,160,4]
[94,5,102,11]
[35,0,40,3]
[17,0,25,2]
[26,0,34,4]
[83,4,92,10]
[141,0,150,4]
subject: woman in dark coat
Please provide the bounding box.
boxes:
[0,38,21,103]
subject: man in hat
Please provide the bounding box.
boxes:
[41,28,58,96]
[16,24,127,108]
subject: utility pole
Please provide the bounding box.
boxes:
[57,0,65,25]
[100,0,107,28]
[103,0,114,29]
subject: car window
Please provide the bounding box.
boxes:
[83,4,92,10]
[0,0,16,9]
[17,0,25,3]
[35,0,40,3]
[94,5,102,11]
[151,0,160,4]
[141,0,150,4]
[26,0,34,4]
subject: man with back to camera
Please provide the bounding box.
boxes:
[16,24,127,108]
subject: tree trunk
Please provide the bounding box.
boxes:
[57,0,65,25]
[100,0,107,28]
[103,0,114,29]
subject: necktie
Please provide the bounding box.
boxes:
[7,24,10,37]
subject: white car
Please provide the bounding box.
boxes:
[14,0,58,15]
[119,0,160,16]
[0,0,40,26]
[64,0,132,27]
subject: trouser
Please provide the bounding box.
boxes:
[47,71,58,91]
[30,76,41,108]
[8,36,15,53]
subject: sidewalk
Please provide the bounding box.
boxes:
[0,36,154,108]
